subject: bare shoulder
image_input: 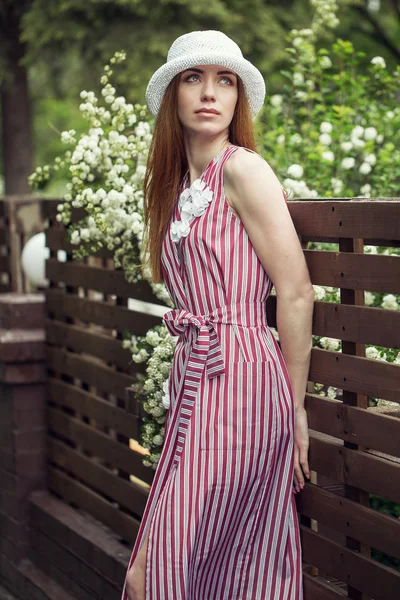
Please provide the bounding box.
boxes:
[224,147,268,182]
[225,147,280,179]
[224,147,285,214]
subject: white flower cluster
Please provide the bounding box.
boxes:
[270,94,283,108]
[281,112,389,198]
[30,51,174,306]
[124,323,177,469]
[319,337,341,351]
[283,166,319,198]
[381,294,399,311]
[170,179,214,243]
[371,56,386,69]
[289,0,339,51]
[313,285,326,301]
[310,0,340,35]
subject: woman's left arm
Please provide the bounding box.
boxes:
[224,150,314,488]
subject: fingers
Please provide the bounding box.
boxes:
[293,443,310,495]
[299,445,310,480]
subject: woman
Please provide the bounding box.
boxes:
[124,30,314,600]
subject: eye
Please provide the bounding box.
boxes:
[186,74,200,82]
[220,76,234,85]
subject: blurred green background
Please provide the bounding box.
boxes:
[0,0,399,195]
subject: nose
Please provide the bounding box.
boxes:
[200,78,217,103]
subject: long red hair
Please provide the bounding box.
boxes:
[142,74,258,283]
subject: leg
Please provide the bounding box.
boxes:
[125,529,150,600]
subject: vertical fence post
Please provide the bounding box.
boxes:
[4,197,43,294]
[339,236,370,600]
[298,238,320,578]
[0,293,47,593]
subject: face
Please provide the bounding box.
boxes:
[177,64,238,138]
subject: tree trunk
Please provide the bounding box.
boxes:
[1,13,33,195]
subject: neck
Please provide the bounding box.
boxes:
[183,133,231,186]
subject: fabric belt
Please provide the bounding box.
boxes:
[163,301,267,378]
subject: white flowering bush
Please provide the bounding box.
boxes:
[123,324,177,469]
[262,0,400,201]
[29,50,172,307]
[261,0,400,410]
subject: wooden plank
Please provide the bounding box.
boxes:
[0,201,5,218]
[301,525,400,600]
[303,572,346,599]
[312,301,400,349]
[31,530,119,600]
[48,438,149,516]
[267,296,400,350]
[46,241,400,296]
[306,394,400,458]
[45,346,135,399]
[45,320,139,374]
[45,289,162,335]
[47,407,154,486]
[45,199,400,239]
[45,285,399,351]
[48,466,139,544]
[46,258,166,305]
[310,347,400,404]
[48,378,142,440]
[297,483,400,560]
[289,200,400,240]
[309,433,400,503]
[41,199,62,220]
[301,236,400,247]
[30,491,131,585]
[305,251,400,293]
[338,234,371,600]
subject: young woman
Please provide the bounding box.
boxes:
[123,30,314,600]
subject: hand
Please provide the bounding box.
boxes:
[293,406,310,494]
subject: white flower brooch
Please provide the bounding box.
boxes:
[170,178,214,243]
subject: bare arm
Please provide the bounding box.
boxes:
[223,149,314,411]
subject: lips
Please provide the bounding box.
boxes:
[195,109,220,115]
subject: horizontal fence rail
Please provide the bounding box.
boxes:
[40,197,400,600]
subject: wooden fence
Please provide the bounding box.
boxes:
[42,197,400,600]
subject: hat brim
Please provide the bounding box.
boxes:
[145,52,266,119]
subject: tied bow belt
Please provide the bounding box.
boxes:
[163,301,268,382]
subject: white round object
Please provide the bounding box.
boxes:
[21,232,66,287]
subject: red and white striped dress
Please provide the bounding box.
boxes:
[122,144,303,599]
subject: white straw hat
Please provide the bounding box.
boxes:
[145,30,266,119]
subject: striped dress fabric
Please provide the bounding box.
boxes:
[122,144,303,599]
